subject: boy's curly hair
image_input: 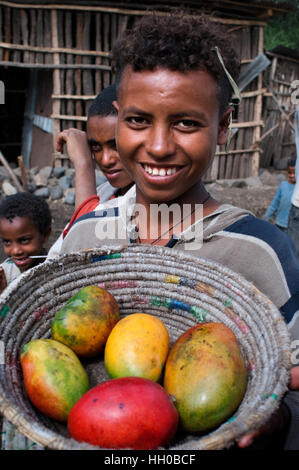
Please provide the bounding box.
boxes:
[112,12,240,113]
[88,83,117,118]
[0,192,52,235]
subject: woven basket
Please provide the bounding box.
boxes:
[0,245,291,450]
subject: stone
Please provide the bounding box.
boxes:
[64,189,75,205]
[30,166,39,175]
[53,167,66,178]
[58,175,72,191]
[244,176,263,187]
[259,170,280,186]
[65,168,75,177]
[34,187,50,198]
[50,185,63,200]
[2,180,17,195]
[276,173,287,182]
[215,178,247,188]
[33,173,48,188]
[27,181,37,193]
[0,167,10,182]
[39,166,53,179]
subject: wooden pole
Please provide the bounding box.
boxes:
[17,155,28,191]
[251,25,264,177]
[51,9,61,167]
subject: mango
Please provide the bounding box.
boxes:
[104,313,169,382]
[20,339,89,422]
[68,377,179,450]
[163,322,247,433]
[51,285,120,358]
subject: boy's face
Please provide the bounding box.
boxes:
[115,66,231,204]
[87,114,132,189]
[288,166,296,184]
[0,216,49,272]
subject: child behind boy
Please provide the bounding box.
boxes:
[0,192,51,294]
[47,84,133,258]
[0,192,51,450]
[56,12,299,449]
[263,159,296,231]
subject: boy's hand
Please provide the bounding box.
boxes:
[237,366,299,448]
[55,128,93,169]
[0,267,7,294]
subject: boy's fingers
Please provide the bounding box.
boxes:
[55,132,67,152]
[289,366,299,390]
[237,430,259,448]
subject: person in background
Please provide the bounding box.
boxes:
[0,192,51,450]
[263,159,296,232]
[287,127,299,258]
[47,84,133,258]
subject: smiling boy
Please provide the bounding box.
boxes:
[57,12,299,448]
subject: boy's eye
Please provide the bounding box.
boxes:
[176,119,200,130]
[20,238,32,244]
[110,140,117,150]
[126,116,149,126]
[90,144,102,153]
[2,240,11,246]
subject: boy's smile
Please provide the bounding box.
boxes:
[116,67,232,206]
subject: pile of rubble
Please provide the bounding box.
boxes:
[0,164,286,206]
[206,169,286,190]
[0,165,107,205]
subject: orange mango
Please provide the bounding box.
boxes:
[20,339,89,422]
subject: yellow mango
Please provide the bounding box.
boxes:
[104,313,169,382]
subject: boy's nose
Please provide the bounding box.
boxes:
[101,148,117,168]
[11,243,23,256]
[145,126,176,160]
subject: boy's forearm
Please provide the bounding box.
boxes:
[74,160,97,210]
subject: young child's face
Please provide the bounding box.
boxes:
[115,66,231,204]
[288,166,296,184]
[87,114,132,189]
[0,216,49,272]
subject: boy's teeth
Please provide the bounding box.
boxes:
[144,165,177,176]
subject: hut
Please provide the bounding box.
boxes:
[0,0,295,179]
[259,45,299,170]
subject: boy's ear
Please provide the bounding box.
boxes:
[112,100,119,113]
[217,106,234,145]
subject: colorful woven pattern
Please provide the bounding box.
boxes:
[0,245,291,450]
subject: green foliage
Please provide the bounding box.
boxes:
[264,1,299,50]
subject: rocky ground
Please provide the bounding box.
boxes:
[0,165,284,262]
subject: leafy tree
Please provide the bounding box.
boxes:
[264,0,299,50]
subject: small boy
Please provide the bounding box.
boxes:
[0,192,51,293]
[264,159,296,231]
[0,192,51,450]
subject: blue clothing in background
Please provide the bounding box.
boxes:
[264,181,295,229]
